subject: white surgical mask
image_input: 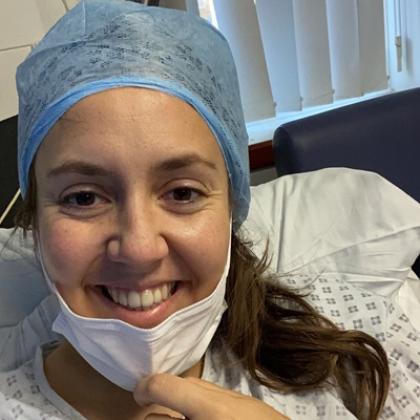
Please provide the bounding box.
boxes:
[38,231,231,391]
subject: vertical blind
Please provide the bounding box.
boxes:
[208,0,388,122]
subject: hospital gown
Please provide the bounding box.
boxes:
[0,273,419,419]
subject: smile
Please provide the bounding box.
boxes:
[100,282,177,311]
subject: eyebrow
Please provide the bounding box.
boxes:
[46,153,218,178]
[47,161,114,178]
[156,153,217,172]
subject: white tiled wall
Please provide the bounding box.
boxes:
[0,0,193,121]
[0,46,32,120]
[0,0,72,121]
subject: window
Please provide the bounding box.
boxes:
[195,0,419,144]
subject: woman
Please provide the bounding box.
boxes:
[0,0,392,418]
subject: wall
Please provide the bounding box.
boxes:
[0,0,72,121]
[0,0,195,122]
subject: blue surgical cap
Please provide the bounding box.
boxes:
[16,0,250,228]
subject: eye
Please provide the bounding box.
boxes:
[60,191,106,208]
[167,187,204,203]
[172,187,195,201]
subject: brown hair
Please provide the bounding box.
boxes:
[222,234,389,420]
[15,165,389,420]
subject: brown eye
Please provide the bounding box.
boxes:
[172,188,193,201]
[62,191,98,207]
[162,186,206,212]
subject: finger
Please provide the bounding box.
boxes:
[134,374,212,418]
[144,415,184,420]
[141,403,186,419]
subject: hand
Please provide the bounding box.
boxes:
[133,373,290,420]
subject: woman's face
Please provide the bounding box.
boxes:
[35,87,230,329]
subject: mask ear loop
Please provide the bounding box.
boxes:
[35,236,60,297]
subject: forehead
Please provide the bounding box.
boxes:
[36,87,226,172]
[56,87,211,138]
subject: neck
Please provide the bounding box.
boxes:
[44,341,203,419]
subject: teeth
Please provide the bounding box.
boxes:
[141,290,154,309]
[161,284,168,300]
[105,282,174,310]
[128,290,141,309]
[109,289,118,302]
[119,290,128,307]
[153,288,162,303]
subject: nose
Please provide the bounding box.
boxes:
[106,200,169,271]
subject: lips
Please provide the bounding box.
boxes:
[90,279,184,328]
[102,282,176,311]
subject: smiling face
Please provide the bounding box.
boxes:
[34,87,231,329]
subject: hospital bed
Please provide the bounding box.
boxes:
[0,90,419,372]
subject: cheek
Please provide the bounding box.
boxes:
[37,218,99,287]
[178,214,230,296]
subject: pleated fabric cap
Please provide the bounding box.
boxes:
[16,0,250,228]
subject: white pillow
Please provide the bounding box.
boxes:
[1,167,419,327]
[243,168,420,298]
[0,229,47,328]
